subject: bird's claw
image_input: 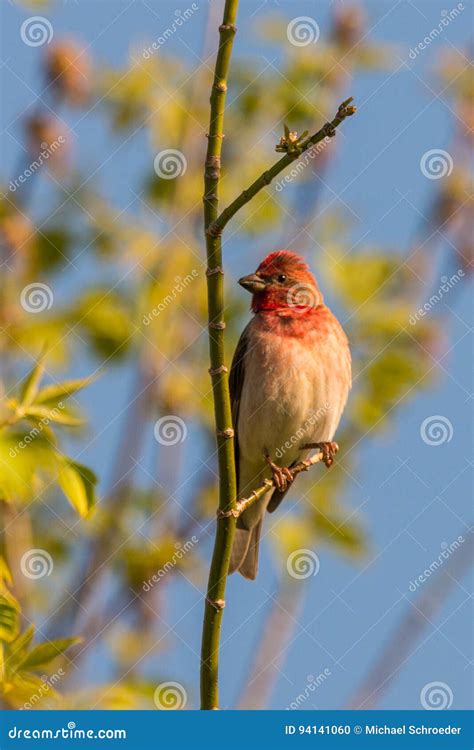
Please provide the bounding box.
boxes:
[264,453,294,492]
[302,441,339,468]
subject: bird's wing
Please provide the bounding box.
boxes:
[229,322,251,491]
[230,320,291,516]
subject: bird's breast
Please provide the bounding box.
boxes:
[238,311,350,471]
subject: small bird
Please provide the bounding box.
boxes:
[229,250,351,579]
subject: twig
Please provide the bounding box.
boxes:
[200,0,239,711]
[217,450,326,520]
[207,98,356,238]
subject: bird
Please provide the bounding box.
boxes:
[229,250,351,580]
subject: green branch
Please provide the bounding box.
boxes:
[207,97,356,238]
[200,6,356,709]
[200,0,239,711]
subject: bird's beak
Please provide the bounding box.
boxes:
[238,273,266,294]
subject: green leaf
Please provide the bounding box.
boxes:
[22,405,84,427]
[8,314,71,366]
[35,375,97,407]
[19,358,45,408]
[33,227,74,274]
[0,591,21,644]
[75,290,133,360]
[18,637,80,670]
[4,671,61,708]
[57,458,97,517]
[312,508,366,557]
[0,429,58,503]
[0,556,13,587]
[6,626,36,670]
[66,680,158,709]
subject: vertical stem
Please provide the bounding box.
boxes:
[200,0,239,710]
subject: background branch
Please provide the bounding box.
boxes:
[348,527,473,709]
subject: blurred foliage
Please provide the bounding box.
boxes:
[0,4,470,709]
[0,557,79,708]
[12,0,51,7]
[0,357,97,513]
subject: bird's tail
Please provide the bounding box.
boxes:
[229,520,262,580]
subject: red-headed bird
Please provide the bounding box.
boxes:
[229,250,351,579]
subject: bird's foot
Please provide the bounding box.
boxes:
[302,441,339,468]
[264,453,294,492]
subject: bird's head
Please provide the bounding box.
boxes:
[238,250,323,314]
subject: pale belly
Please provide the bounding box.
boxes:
[237,328,348,495]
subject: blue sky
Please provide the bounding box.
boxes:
[1,0,472,711]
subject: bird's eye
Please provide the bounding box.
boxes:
[277,274,287,283]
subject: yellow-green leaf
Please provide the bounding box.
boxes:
[35,375,97,407]
[0,590,21,644]
[8,672,61,708]
[57,458,97,517]
[0,556,13,587]
[0,429,58,503]
[18,637,80,670]
[22,405,84,427]
[6,625,36,670]
[19,358,45,408]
